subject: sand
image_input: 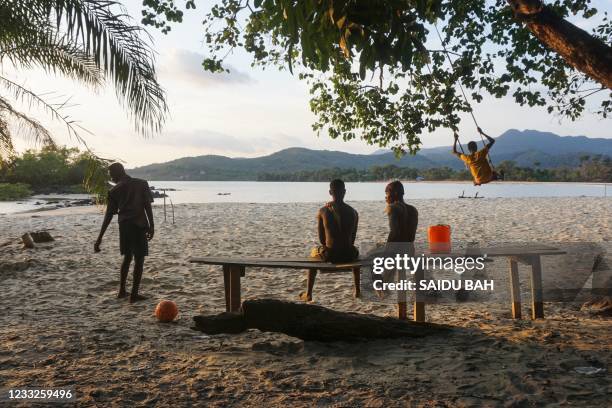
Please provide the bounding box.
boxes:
[0,197,610,407]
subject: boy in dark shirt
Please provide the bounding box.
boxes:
[94,163,154,303]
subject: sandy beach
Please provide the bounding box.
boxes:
[1,197,610,406]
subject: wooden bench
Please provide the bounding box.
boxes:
[188,256,367,312]
[189,246,565,322]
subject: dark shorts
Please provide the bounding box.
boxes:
[119,222,148,257]
[312,245,359,263]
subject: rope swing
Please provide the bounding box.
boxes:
[433,24,496,170]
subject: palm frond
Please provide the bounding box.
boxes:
[0,94,56,149]
[82,151,113,204]
[2,0,168,135]
[0,75,90,147]
[0,114,16,169]
[1,27,103,87]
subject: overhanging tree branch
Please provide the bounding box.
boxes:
[508,0,612,89]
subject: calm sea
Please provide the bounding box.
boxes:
[1,181,609,215]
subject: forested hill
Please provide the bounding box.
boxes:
[130,129,612,181]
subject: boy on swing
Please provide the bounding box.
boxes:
[452,127,503,186]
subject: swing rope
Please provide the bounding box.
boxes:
[433,24,495,170]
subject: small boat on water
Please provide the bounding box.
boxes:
[458,190,484,199]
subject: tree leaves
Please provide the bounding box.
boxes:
[141,0,611,154]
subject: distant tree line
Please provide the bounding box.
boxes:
[1,148,610,201]
[0,147,106,197]
[257,166,471,182]
[257,156,612,183]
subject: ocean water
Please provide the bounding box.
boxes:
[0,181,609,215]
[146,181,610,204]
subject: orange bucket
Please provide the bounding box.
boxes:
[428,224,451,253]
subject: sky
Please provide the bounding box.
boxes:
[6,0,612,168]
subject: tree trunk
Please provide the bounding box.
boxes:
[507,0,612,89]
[192,299,450,342]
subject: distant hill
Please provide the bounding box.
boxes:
[130,129,612,180]
[130,148,438,180]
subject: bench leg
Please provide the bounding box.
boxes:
[413,267,425,322]
[530,256,544,319]
[223,265,230,312]
[352,267,361,298]
[397,302,408,320]
[508,259,522,319]
[229,265,243,312]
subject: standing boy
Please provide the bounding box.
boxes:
[94,163,154,303]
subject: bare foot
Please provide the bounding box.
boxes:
[117,290,128,299]
[129,294,148,303]
[298,292,312,302]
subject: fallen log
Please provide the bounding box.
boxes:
[21,233,35,249]
[193,299,450,341]
[193,312,246,334]
[29,231,54,243]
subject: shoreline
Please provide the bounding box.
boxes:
[145,179,612,185]
[1,195,610,218]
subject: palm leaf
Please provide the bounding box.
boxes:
[0,114,16,168]
[2,0,168,135]
[0,94,56,149]
[0,75,89,147]
[1,27,103,87]
[82,151,113,204]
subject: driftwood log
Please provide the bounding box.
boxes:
[20,231,54,249]
[21,233,35,249]
[193,299,450,341]
[30,231,54,243]
[194,312,246,334]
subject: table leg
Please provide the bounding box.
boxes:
[229,265,243,312]
[396,267,408,321]
[413,266,425,322]
[508,259,522,319]
[530,256,544,319]
[352,267,361,298]
[223,265,230,312]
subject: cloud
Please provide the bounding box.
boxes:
[158,49,254,86]
[154,129,305,156]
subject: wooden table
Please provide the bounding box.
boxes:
[417,245,567,320]
[189,246,565,322]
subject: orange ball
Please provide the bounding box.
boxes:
[155,300,178,322]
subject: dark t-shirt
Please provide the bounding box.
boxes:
[107,176,153,228]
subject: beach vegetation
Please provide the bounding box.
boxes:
[0,146,110,201]
[0,182,32,201]
[256,156,612,182]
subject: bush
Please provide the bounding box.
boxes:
[0,183,33,201]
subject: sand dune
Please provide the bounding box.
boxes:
[1,197,610,406]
